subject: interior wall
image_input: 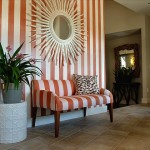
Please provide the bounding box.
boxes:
[145,16,150,102]
[105,0,150,103]
[106,33,142,102]
[0,0,105,123]
[105,0,144,34]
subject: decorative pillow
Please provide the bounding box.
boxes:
[73,74,100,95]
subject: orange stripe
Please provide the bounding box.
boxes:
[72,96,83,108]
[100,95,107,104]
[20,0,26,48]
[41,61,46,80]
[31,0,36,78]
[92,0,96,75]
[80,95,92,107]
[40,12,46,80]
[62,80,68,96]
[80,0,84,75]
[61,97,74,110]
[32,80,40,90]
[43,80,50,90]
[59,66,63,80]
[57,97,63,111]
[47,92,51,108]
[100,88,105,94]
[98,0,102,87]
[20,0,26,105]
[8,0,14,49]
[67,64,71,79]
[34,92,37,107]
[51,61,55,80]
[0,0,2,41]
[40,90,44,108]
[53,80,60,96]
[74,0,78,74]
[87,0,90,75]
[89,94,100,105]
[70,80,75,95]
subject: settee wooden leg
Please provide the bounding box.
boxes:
[108,103,113,122]
[32,107,37,127]
[83,107,87,117]
[54,111,60,138]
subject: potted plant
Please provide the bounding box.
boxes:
[114,67,134,83]
[0,42,42,103]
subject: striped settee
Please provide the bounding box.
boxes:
[31,80,113,137]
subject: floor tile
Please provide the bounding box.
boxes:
[116,137,149,150]
[0,104,150,150]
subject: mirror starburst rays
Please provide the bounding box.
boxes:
[28,0,86,66]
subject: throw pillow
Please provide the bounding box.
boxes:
[73,74,99,95]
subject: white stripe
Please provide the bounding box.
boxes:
[37,80,45,90]
[35,6,41,80]
[95,0,99,86]
[45,59,51,79]
[104,89,110,96]
[77,0,81,75]
[97,95,104,105]
[55,65,59,80]
[63,63,67,80]
[1,0,8,47]
[84,95,96,106]
[100,0,105,87]
[66,80,72,96]
[90,0,93,76]
[78,55,81,75]
[14,0,20,50]
[58,80,64,96]
[83,0,87,75]
[59,98,69,110]
[49,80,55,93]
[43,91,47,108]
[69,97,79,109]
[70,64,74,77]
[105,95,110,104]
[77,96,88,107]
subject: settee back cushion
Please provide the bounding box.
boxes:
[32,80,75,96]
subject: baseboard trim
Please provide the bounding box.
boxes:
[141,98,150,103]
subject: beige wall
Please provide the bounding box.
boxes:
[105,0,144,34]
[144,16,150,101]
[105,0,150,103]
[106,34,142,101]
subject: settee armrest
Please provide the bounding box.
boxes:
[100,88,113,103]
[32,90,59,110]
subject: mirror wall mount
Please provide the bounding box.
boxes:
[114,44,140,78]
[28,0,86,66]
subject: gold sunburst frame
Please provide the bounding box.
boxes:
[28,0,86,66]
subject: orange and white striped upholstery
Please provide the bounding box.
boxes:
[31,80,113,111]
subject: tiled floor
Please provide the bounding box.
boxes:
[0,104,150,150]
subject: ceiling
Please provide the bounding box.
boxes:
[114,0,150,17]
[106,29,141,40]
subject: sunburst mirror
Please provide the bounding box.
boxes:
[28,0,86,66]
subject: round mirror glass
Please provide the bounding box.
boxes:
[53,15,71,40]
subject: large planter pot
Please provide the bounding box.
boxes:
[0,101,27,143]
[3,83,22,104]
